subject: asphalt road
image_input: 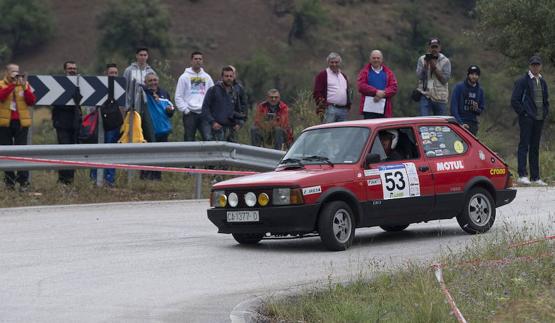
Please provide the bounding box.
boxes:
[0,187,553,323]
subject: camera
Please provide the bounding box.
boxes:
[424,53,436,61]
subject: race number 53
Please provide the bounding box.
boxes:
[379,165,411,199]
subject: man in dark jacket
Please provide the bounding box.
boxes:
[201,66,247,142]
[510,55,550,186]
[450,65,485,135]
[51,61,82,184]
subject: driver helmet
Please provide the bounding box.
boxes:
[386,129,398,149]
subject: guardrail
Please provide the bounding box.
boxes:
[0,142,286,198]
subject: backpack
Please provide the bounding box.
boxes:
[100,98,124,131]
[79,109,99,143]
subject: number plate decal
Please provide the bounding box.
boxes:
[378,163,421,200]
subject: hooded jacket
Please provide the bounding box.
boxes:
[175,67,214,114]
[450,79,485,124]
[123,62,156,108]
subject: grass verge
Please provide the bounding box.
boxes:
[264,230,554,322]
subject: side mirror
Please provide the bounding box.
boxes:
[365,153,381,165]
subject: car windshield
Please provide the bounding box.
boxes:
[282,127,370,164]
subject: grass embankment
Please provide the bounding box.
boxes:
[265,231,555,322]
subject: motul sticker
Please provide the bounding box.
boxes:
[436,160,464,171]
[302,186,322,195]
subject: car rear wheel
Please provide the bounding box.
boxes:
[380,224,409,232]
[457,187,495,234]
[318,201,355,251]
[232,233,264,244]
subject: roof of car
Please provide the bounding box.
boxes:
[305,116,457,131]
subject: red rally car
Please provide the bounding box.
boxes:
[207,117,517,251]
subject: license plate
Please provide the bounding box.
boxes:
[227,210,260,222]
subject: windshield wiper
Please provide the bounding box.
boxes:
[302,155,334,166]
[280,158,304,167]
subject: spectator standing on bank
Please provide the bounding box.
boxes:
[139,72,175,180]
[228,65,248,117]
[0,64,36,191]
[511,55,550,186]
[123,47,156,109]
[416,38,451,115]
[357,50,398,119]
[52,61,82,185]
[175,51,214,141]
[251,89,291,150]
[313,52,352,123]
[450,65,485,135]
[201,66,245,142]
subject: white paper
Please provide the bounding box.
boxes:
[363,96,385,114]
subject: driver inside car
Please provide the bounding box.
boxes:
[379,129,403,161]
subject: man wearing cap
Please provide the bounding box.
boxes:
[416,38,451,116]
[511,55,550,186]
[450,65,485,135]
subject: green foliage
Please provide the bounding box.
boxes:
[477,0,555,65]
[0,0,54,61]
[97,0,171,63]
[288,0,328,44]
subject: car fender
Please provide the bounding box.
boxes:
[316,187,363,226]
[463,176,496,201]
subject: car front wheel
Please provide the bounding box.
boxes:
[232,233,264,244]
[457,187,496,234]
[318,201,355,251]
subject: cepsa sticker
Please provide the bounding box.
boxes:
[302,186,322,196]
[379,163,421,200]
[490,168,506,175]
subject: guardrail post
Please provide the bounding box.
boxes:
[194,173,202,199]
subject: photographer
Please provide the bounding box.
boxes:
[251,89,291,150]
[416,38,451,116]
[0,64,36,191]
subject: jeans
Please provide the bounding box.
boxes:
[55,127,79,184]
[183,112,210,141]
[251,126,285,150]
[210,125,237,142]
[90,128,120,185]
[140,133,169,181]
[0,120,29,188]
[517,115,544,180]
[323,105,349,123]
[419,97,446,116]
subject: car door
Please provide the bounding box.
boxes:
[361,126,435,227]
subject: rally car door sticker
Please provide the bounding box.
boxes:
[378,163,421,200]
[436,160,464,171]
[364,169,380,177]
[367,178,381,186]
[302,186,322,195]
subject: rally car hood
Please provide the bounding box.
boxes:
[212,166,356,189]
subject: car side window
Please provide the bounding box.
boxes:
[419,125,468,158]
[370,127,419,162]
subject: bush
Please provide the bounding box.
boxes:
[288,0,328,44]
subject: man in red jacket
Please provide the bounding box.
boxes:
[357,50,398,119]
[251,89,291,150]
[313,52,352,123]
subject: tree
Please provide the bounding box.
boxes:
[288,0,328,45]
[477,0,555,65]
[0,0,54,61]
[97,0,171,61]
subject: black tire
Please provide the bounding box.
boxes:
[380,224,409,232]
[457,187,496,234]
[232,233,264,245]
[318,201,355,251]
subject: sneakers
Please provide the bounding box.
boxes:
[517,177,531,185]
[532,179,548,186]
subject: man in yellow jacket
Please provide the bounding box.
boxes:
[0,64,36,190]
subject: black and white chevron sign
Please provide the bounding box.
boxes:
[28,75,127,106]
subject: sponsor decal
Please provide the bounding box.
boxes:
[435,149,443,156]
[426,151,436,157]
[421,132,430,140]
[439,143,446,149]
[442,126,451,132]
[431,136,438,142]
[364,169,380,177]
[302,186,322,195]
[435,126,442,131]
[436,160,464,171]
[357,172,362,178]
[479,150,485,161]
[379,163,421,200]
[367,178,381,186]
[454,140,464,154]
[490,168,506,175]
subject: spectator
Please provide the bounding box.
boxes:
[0,64,36,191]
[139,72,175,180]
[90,63,122,186]
[357,50,398,119]
[450,65,485,135]
[175,51,214,141]
[52,61,82,185]
[416,38,451,116]
[251,89,291,150]
[511,55,550,186]
[228,65,248,116]
[201,66,245,142]
[313,52,352,123]
[123,47,156,109]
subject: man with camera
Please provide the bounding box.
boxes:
[201,66,247,142]
[0,64,36,190]
[251,89,291,150]
[416,38,451,116]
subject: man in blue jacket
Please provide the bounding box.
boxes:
[511,55,550,186]
[450,65,484,135]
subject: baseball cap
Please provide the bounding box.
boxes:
[529,55,542,65]
[467,65,481,75]
[428,38,440,46]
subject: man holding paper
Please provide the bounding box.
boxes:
[357,50,398,119]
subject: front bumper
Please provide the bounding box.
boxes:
[496,188,517,207]
[207,204,320,234]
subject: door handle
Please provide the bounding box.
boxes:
[418,166,430,172]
